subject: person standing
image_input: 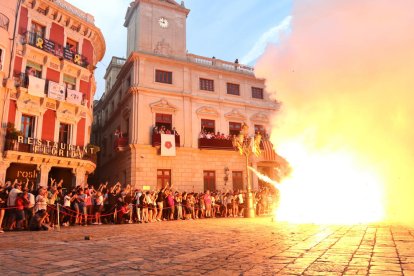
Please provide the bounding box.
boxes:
[204,190,212,218]
[93,191,103,225]
[156,185,167,221]
[175,192,183,220]
[0,185,8,233]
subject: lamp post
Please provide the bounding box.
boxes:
[232,123,260,218]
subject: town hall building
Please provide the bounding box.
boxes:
[92,0,280,191]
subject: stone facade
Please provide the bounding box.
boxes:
[0,0,105,189]
[92,0,279,192]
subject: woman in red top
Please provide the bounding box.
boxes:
[15,193,28,230]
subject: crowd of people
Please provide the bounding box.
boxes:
[152,125,179,135]
[199,129,233,140]
[0,179,276,233]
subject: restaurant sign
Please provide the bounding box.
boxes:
[17,136,96,159]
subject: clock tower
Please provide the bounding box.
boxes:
[124,0,190,58]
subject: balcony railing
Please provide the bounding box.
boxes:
[187,54,254,75]
[198,138,234,150]
[0,12,9,31]
[114,136,129,152]
[4,138,97,163]
[14,73,87,106]
[25,32,89,68]
[152,133,180,147]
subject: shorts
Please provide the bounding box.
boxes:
[16,210,25,221]
[95,205,103,213]
[78,204,87,214]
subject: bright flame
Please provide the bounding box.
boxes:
[273,142,384,224]
[254,0,414,224]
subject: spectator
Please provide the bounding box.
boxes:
[29,209,50,231]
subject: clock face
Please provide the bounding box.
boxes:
[158,17,169,28]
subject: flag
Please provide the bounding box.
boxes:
[262,140,277,161]
[66,89,83,105]
[161,134,176,156]
[252,134,262,157]
[28,75,46,97]
[47,80,65,101]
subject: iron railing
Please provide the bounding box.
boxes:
[4,138,97,163]
[25,31,89,68]
[152,133,181,147]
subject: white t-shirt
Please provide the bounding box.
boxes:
[35,194,47,212]
[28,193,35,208]
[64,195,71,207]
[146,195,153,205]
[7,188,22,206]
[95,195,103,206]
[238,194,244,204]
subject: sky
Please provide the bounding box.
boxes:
[65,0,292,100]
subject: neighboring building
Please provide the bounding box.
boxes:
[92,0,279,191]
[0,0,105,190]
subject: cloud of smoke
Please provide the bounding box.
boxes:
[255,0,414,224]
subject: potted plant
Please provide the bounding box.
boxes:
[5,123,22,140]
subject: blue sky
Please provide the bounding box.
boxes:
[66,0,292,99]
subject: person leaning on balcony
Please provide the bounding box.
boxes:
[172,127,179,136]
[159,126,166,134]
[24,67,36,87]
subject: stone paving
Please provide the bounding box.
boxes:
[0,217,414,275]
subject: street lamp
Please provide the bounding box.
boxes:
[232,123,261,218]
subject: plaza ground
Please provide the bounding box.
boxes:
[1,217,414,275]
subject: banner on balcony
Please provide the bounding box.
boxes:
[262,140,277,161]
[161,134,176,156]
[47,80,65,101]
[66,89,83,105]
[28,75,46,97]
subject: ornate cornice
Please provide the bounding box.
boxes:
[196,106,219,118]
[224,109,246,121]
[250,112,269,124]
[150,98,177,113]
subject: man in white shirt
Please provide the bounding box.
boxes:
[35,188,48,213]
[7,183,22,207]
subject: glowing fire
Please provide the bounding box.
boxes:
[252,1,414,224]
[275,142,383,224]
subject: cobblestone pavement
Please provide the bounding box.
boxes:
[1,217,414,275]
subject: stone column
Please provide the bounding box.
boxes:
[0,161,11,184]
[38,164,51,187]
[130,90,139,144]
[73,167,86,187]
[129,145,138,189]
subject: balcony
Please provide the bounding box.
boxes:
[198,138,234,150]
[4,137,97,163]
[187,54,254,75]
[14,73,87,106]
[114,136,129,152]
[152,133,180,147]
[24,32,89,68]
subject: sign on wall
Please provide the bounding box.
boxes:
[47,80,66,101]
[15,136,96,159]
[6,163,39,183]
[66,89,83,105]
[28,75,46,97]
